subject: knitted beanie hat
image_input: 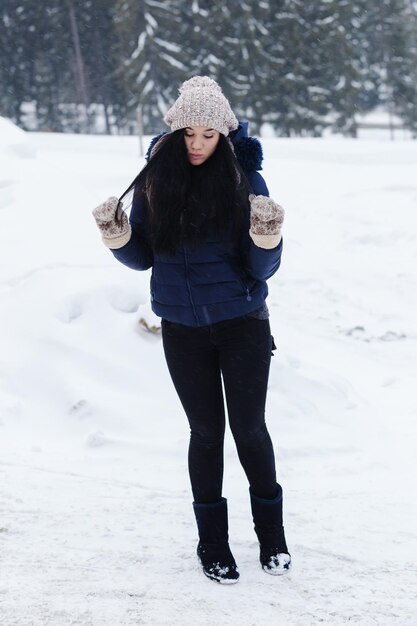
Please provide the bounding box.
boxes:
[164,76,239,136]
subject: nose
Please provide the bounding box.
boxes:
[191,137,203,150]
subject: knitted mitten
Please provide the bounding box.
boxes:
[249,195,284,249]
[92,196,131,249]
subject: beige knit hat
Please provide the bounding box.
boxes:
[164,76,239,136]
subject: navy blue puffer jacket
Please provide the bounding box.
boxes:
[111,122,283,327]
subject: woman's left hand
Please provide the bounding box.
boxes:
[249,195,285,249]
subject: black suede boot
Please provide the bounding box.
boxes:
[250,484,291,575]
[192,497,239,584]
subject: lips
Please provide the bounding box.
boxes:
[189,153,203,159]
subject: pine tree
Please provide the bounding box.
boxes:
[114,0,189,133]
[33,2,75,131]
[401,0,417,136]
[0,1,41,126]
[382,0,417,136]
[181,0,225,79]
[177,0,281,135]
[355,0,417,137]
[263,1,365,136]
[89,0,128,133]
[1,0,416,137]
[209,0,277,135]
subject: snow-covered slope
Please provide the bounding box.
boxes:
[0,128,416,625]
[0,116,36,213]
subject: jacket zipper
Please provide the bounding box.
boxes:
[150,273,154,301]
[183,246,200,325]
[238,275,252,302]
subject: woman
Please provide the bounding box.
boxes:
[92,76,291,584]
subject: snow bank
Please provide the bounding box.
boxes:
[0,117,36,212]
[0,116,36,158]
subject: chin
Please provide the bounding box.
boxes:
[189,159,206,166]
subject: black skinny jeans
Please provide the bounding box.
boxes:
[161,314,278,504]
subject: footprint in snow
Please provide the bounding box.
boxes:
[69,399,92,419]
[341,326,406,343]
[56,297,83,323]
[56,287,144,323]
[86,430,111,448]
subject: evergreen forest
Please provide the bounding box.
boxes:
[1,0,416,136]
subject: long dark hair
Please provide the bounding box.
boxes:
[119,129,252,256]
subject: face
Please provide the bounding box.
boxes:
[184,126,220,165]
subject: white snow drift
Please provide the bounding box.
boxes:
[0,124,416,625]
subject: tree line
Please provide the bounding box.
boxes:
[1,0,416,136]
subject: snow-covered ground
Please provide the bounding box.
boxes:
[1,119,416,625]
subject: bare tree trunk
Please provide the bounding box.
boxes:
[104,104,111,135]
[388,108,395,141]
[137,106,144,157]
[67,0,90,132]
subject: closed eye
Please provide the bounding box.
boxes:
[184,133,214,139]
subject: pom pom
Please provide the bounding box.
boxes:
[233,136,263,173]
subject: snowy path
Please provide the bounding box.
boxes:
[1,128,416,625]
[1,453,415,625]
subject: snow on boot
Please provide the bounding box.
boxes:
[250,484,292,575]
[193,498,239,584]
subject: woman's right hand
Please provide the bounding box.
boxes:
[92,196,132,249]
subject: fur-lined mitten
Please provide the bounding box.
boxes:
[92,196,131,249]
[249,195,285,249]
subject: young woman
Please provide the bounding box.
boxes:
[92,76,291,584]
